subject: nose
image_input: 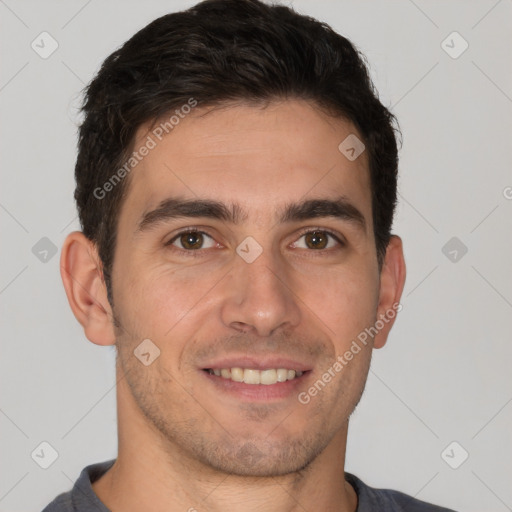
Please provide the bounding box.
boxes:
[219,247,301,337]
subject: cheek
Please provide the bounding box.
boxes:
[293,263,379,343]
[116,258,221,339]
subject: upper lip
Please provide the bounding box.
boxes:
[200,356,312,372]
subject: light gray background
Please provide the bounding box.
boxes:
[1,1,511,511]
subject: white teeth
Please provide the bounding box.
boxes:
[231,367,244,382]
[208,367,304,384]
[220,368,231,379]
[276,369,288,382]
[243,369,260,384]
[260,369,277,385]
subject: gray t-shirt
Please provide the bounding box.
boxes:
[41,459,457,511]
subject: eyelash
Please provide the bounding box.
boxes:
[165,227,345,257]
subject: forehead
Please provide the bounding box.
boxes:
[119,100,372,229]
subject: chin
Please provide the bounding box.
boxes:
[189,435,327,477]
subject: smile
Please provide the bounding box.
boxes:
[204,368,305,385]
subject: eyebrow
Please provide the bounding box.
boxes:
[136,196,366,233]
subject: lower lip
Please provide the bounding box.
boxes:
[201,371,310,401]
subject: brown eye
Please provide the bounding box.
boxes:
[180,232,203,249]
[292,230,342,251]
[168,231,216,251]
[304,231,329,249]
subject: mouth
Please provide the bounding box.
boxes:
[199,357,312,401]
[203,367,305,385]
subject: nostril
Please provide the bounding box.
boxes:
[230,322,252,333]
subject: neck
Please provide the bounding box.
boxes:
[92,376,358,512]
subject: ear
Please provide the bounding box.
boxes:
[373,235,406,349]
[60,231,116,346]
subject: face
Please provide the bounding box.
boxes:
[110,100,383,477]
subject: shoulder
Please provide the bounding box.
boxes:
[345,472,458,512]
[40,459,115,512]
[41,491,73,512]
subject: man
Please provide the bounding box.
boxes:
[43,0,455,510]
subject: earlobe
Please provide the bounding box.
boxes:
[60,231,116,346]
[373,235,406,349]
